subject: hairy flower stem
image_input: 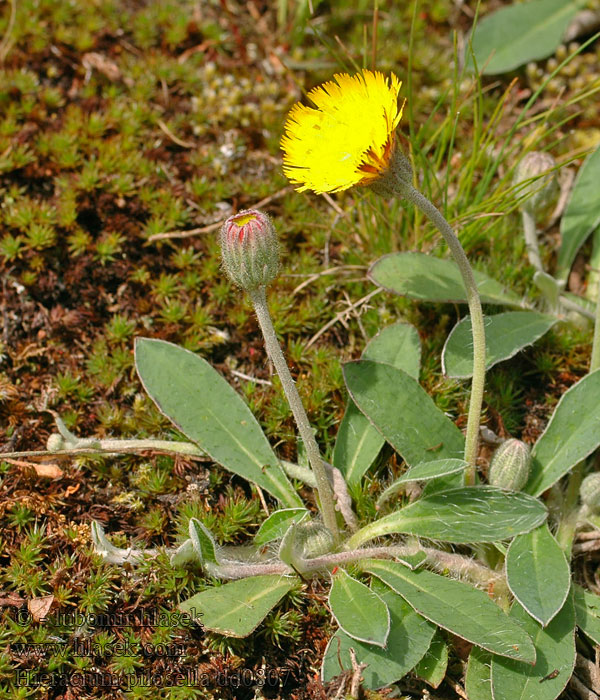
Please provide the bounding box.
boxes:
[401,185,486,483]
[249,286,340,542]
[521,209,544,272]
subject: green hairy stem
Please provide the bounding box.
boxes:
[249,286,340,542]
[400,186,486,484]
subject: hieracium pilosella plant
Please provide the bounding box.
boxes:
[18,65,600,697]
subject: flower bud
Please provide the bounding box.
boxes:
[219,209,280,291]
[279,520,334,570]
[297,520,335,559]
[580,473,600,513]
[513,151,558,217]
[46,433,66,451]
[488,439,531,491]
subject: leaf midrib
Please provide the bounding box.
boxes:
[365,560,533,660]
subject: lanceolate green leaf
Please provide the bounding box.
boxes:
[442,312,556,379]
[333,322,421,486]
[349,487,547,548]
[377,459,468,508]
[468,0,581,75]
[413,630,448,689]
[321,581,436,689]
[491,596,576,700]
[384,459,468,485]
[573,584,600,645]
[557,144,600,283]
[343,360,465,469]
[465,647,493,700]
[421,470,465,496]
[369,252,521,306]
[363,560,536,663]
[254,508,309,546]
[135,338,301,507]
[178,575,296,637]
[332,401,384,487]
[525,370,600,496]
[362,321,422,373]
[169,539,196,567]
[189,518,218,565]
[506,524,570,626]
[328,569,390,647]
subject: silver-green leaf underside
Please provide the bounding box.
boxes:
[369,252,521,306]
[442,312,556,379]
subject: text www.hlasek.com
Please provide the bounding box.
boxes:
[11,639,185,660]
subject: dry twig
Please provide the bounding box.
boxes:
[305,288,381,349]
[157,119,196,149]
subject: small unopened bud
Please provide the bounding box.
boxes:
[488,439,531,491]
[279,520,334,569]
[219,209,280,291]
[580,473,600,513]
[46,433,66,451]
[514,152,558,216]
[297,521,335,559]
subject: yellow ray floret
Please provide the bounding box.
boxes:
[281,70,403,194]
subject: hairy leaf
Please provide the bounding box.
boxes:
[321,580,435,689]
[369,252,521,306]
[333,322,421,486]
[506,524,570,626]
[328,569,390,647]
[178,575,296,637]
[557,144,600,282]
[525,370,600,496]
[135,338,301,507]
[468,0,581,75]
[443,312,555,379]
[363,560,536,662]
[491,596,576,700]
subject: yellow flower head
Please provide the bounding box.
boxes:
[281,70,403,195]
